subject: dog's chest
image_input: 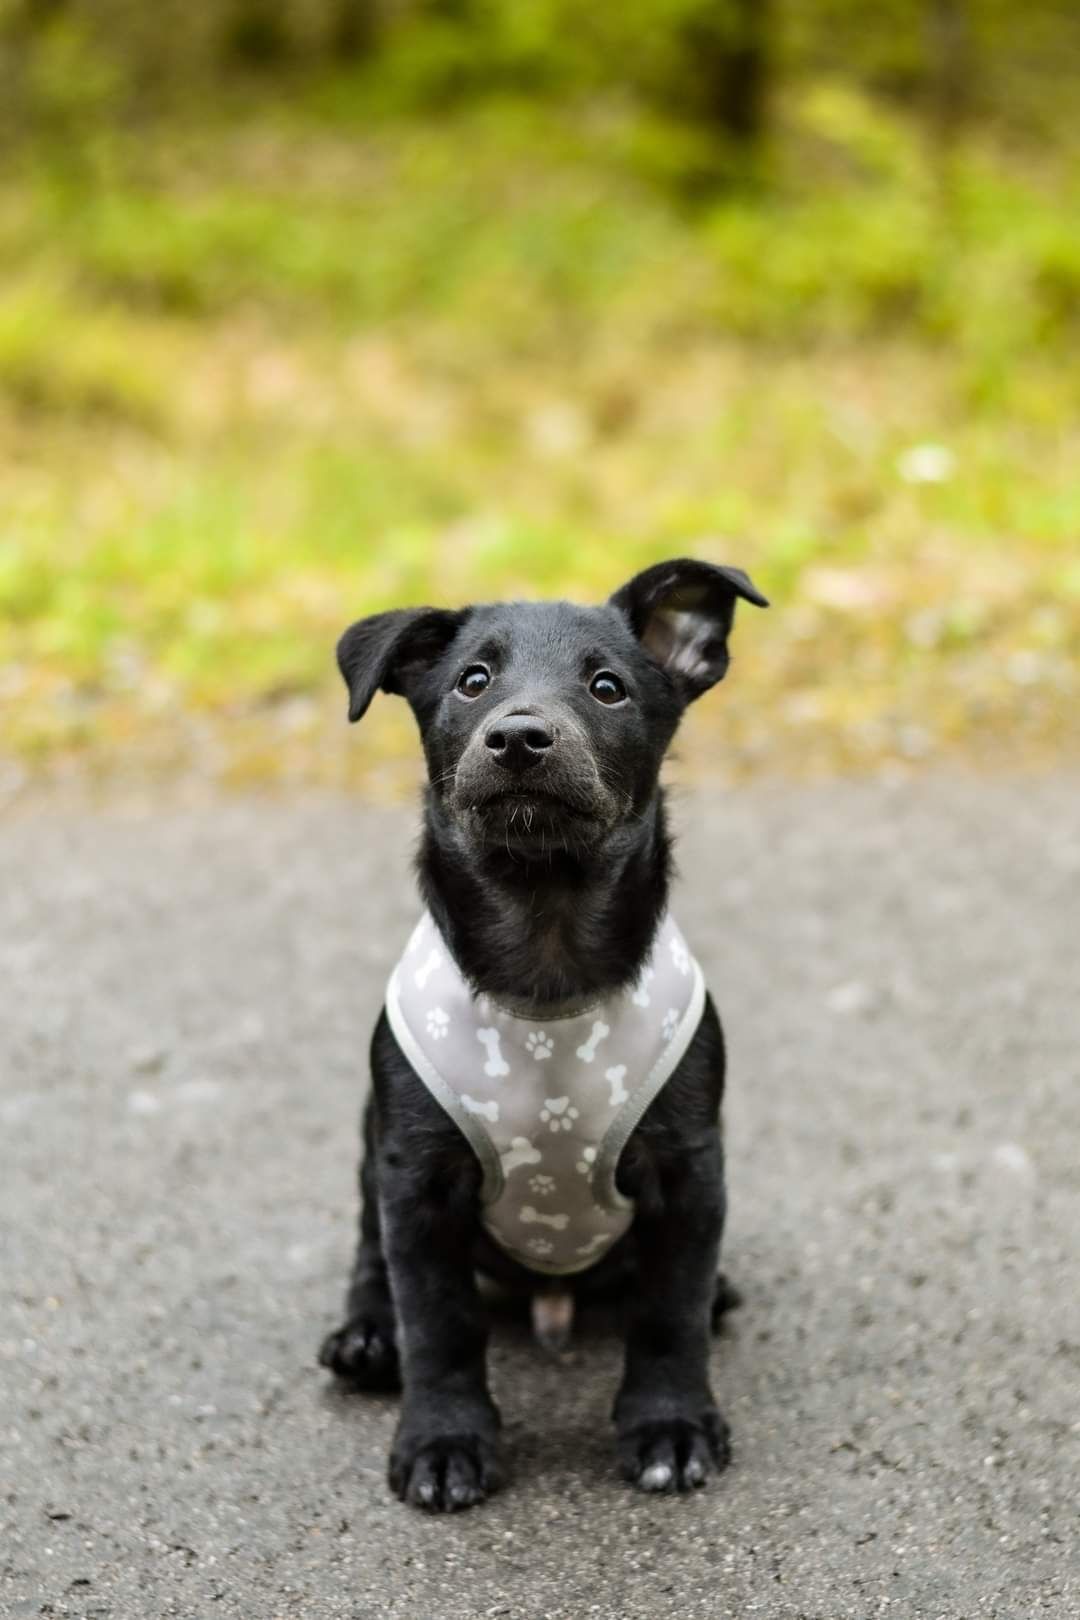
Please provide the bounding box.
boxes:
[386,911,705,1275]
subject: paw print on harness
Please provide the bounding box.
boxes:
[669,934,690,976]
[661,1006,681,1042]
[576,1145,597,1178]
[425,1006,450,1039]
[540,1096,579,1134]
[525,1029,554,1061]
[525,1236,554,1258]
[528,1172,556,1196]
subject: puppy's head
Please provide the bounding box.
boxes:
[337,559,767,860]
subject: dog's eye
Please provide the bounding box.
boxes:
[456,664,491,699]
[589,671,627,706]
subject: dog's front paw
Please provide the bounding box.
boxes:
[617,1412,731,1493]
[319,1315,401,1391]
[389,1431,505,1512]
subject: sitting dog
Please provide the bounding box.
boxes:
[319,557,767,1510]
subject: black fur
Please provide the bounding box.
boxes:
[319,558,767,1510]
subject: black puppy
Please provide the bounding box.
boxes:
[320,557,767,1511]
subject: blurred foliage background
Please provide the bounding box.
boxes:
[1,0,1078,794]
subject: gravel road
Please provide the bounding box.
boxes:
[2,772,1078,1618]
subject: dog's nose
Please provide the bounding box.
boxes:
[484,714,555,773]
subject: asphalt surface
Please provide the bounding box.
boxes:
[2,772,1079,1619]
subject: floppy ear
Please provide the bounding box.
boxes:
[336,607,467,723]
[609,558,768,702]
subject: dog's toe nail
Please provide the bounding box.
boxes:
[445,1453,480,1507]
[640,1462,674,1491]
[683,1456,707,1488]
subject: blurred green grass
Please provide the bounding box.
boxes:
[2,87,1079,790]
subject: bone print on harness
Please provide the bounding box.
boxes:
[384,910,706,1275]
[575,1020,610,1063]
[476,1027,510,1077]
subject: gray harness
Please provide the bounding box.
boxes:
[385,911,705,1275]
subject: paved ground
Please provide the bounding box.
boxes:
[2,772,1079,1619]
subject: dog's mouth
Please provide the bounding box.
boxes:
[455,783,603,851]
[468,786,595,823]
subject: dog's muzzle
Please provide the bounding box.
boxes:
[448,705,619,849]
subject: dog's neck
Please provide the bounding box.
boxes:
[417,790,672,1010]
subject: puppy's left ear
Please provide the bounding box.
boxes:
[336,607,467,723]
[609,558,768,703]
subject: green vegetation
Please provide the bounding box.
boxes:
[2,19,1079,789]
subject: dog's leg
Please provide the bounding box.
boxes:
[381,1156,504,1512]
[613,1130,731,1493]
[319,1097,401,1390]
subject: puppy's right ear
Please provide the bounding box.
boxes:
[609,558,767,704]
[336,608,467,723]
